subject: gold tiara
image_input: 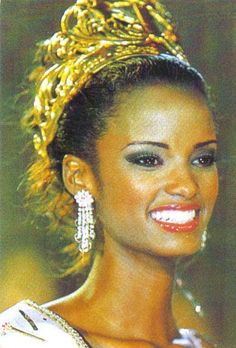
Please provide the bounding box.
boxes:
[29,0,188,159]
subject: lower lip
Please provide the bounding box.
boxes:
[152,217,200,233]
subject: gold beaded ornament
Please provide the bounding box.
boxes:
[30,0,188,160]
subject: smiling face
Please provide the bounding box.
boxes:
[94,84,219,257]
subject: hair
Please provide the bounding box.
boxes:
[23,54,213,279]
[49,54,212,173]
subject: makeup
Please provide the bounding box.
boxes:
[150,204,201,233]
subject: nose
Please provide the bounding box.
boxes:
[164,166,198,200]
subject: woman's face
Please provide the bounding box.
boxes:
[95,84,218,257]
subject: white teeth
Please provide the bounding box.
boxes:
[150,210,196,224]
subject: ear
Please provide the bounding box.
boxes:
[62,154,98,198]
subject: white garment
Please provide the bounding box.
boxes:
[0,300,208,348]
[0,301,88,348]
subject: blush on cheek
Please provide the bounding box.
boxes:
[100,174,146,217]
[117,183,142,211]
[206,174,219,203]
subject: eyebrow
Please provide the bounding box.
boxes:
[194,140,218,149]
[124,140,217,150]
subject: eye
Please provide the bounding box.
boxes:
[126,153,164,168]
[192,153,217,168]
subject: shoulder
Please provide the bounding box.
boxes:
[0,300,88,348]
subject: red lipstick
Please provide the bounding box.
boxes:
[150,204,201,233]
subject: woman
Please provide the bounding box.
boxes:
[0,0,218,347]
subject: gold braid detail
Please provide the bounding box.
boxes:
[28,0,187,159]
[22,0,188,276]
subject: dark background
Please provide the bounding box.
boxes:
[1,1,236,346]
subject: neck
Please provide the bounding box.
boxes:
[77,235,178,346]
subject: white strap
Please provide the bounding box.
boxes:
[0,301,88,348]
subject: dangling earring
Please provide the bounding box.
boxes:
[201,229,208,251]
[74,189,95,253]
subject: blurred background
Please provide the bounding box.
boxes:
[1,0,235,346]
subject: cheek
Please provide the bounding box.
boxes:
[97,165,159,221]
[100,174,147,214]
[200,169,219,208]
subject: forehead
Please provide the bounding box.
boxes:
[102,84,215,145]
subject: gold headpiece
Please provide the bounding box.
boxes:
[23,0,189,276]
[28,0,188,159]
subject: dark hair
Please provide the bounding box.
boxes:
[49,54,212,175]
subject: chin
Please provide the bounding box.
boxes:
[167,242,202,258]
[146,236,203,259]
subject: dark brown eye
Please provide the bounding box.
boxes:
[126,153,164,168]
[192,154,216,167]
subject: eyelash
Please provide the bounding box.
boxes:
[126,153,163,168]
[126,152,217,168]
[191,153,217,168]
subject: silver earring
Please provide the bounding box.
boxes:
[201,230,208,251]
[74,189,95,253]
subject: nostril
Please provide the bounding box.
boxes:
[165,177,198,199]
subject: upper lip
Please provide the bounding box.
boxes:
[150,203,201,212]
